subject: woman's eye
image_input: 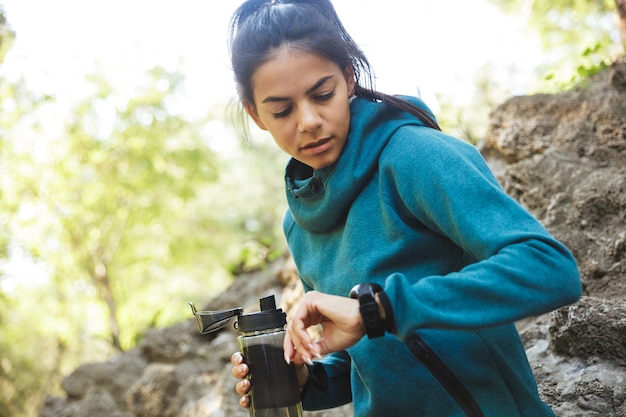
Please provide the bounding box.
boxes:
[316,91,335,102]
[272,107,292,119]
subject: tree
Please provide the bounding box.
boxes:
[0,64,290,416]
[617,0,626,44]
[0,4,14,64]
[489,0,623,90]
[5,68,227,351]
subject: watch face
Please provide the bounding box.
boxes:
[349,284,367,298]
[349,284,361,299]
[350,283,379,302]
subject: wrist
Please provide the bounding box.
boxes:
[295,363,309,391]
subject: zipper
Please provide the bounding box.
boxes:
[405,333,484,417]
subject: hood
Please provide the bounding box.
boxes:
[284,96,433,233]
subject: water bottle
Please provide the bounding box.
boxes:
[189,295,303,417]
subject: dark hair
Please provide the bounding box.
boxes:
[228,0,440,131]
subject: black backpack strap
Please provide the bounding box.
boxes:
[405,333,484,417]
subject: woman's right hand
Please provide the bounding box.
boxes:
[231,352,251,408]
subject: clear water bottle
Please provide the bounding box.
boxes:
[190,295,303,417]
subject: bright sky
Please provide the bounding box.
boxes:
[0,0,541,118]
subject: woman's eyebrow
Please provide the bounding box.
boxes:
[261,75,335,104]
[305,75,335,95]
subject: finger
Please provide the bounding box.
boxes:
[288,322,315,364]
[314,337,333,357]
[236,378,251,396]
[283,331,295,364]
[232,363,249,379]
[239,394,250,409]
[231,352,244,365]
[283,331,313,364]
[288,309,316,351]
[310,338,324,357]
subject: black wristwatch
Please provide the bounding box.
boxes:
[349,283,385,339]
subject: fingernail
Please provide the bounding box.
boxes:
[284,351,290,365]
[309,343,322,359]
[305,356,314,366]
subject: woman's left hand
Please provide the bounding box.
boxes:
[284,291,365,364]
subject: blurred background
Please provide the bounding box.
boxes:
[0,1,623,416]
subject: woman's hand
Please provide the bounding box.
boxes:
[284,291,365,365]
[231,351,310,409]
[231,352,251,409]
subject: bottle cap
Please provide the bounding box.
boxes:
[237,295,287,333]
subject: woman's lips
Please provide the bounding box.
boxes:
[302,137,332,155]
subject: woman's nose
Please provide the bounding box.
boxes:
[297,105,322,133]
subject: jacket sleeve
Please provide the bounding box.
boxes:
[301,350,352,410]
[379,126,582,339]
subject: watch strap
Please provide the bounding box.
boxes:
[349,283,386,339]
[376,290,395,334]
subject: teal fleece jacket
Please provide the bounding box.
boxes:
[282,97,581,417]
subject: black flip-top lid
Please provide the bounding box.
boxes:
[189,295,284,335]
[188,302,243,335]
[237,295,287,333]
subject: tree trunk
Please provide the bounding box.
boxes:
[617,0,626,47]
[95,267,122,351]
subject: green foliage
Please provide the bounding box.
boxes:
[0,5,15,64]
[7,67,227,348]
[435,63,511,144]
[0,67,286,416]
[489,0,621,92]
[543,42,612,90]
[0,281,65,417]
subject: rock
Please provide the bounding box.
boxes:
[550,297,626,365]
[138,321,203,364]
[483,55,626,417]
[127,363,183,417]
[48,349,147,416]
[481,56,626,301]
[39,57,626,417]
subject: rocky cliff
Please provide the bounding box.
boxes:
[39,56,626,417]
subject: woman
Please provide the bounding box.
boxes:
[228,0,581,416]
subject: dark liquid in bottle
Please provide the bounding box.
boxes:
[245,344,300,409]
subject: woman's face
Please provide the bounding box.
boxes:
[246,48,355,170]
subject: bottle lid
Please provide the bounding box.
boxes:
[237,295,287,333]
[188,302,243,335]
[188,295,285,335]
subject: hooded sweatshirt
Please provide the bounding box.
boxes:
[282,96,581,417]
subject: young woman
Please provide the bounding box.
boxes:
[228,0,581,416]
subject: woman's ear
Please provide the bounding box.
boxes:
[244,102,267,131]
[343,65,356,97]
